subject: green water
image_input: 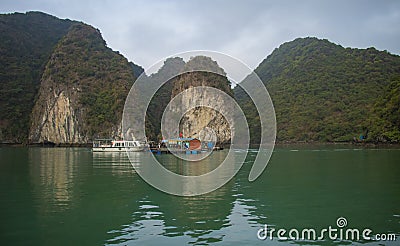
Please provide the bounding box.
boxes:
[0,146,399,245]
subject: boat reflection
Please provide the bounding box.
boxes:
[92,151,135,176]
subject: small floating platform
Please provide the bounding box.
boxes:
[150,146,223,154]
[149,137,224,154]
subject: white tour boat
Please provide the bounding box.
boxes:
[92,139,147,152]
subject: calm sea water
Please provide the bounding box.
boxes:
[0,146,399,245]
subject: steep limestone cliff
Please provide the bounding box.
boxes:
[167,56,233,143]
[145,57,186,140]
[31,91,83,143]
[0,12,75,143]
[29,23,138,144]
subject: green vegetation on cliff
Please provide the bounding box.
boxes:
[369,78,400,142]
[2,12,399,144]
[0,12,74,142]
[145,57,186,140]
[30,23,143,142]
[235,37,400,143]
[0,12,143,143]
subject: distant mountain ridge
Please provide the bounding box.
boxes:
[1,11,399,144]
[235,37,400,143]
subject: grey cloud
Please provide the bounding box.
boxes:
[1,0,399,70]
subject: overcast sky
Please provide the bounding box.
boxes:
[1,0,399,70]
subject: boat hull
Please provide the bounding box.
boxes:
[92,147,145,152]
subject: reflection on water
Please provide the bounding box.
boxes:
[29,148,80,211]
[105,148,400,245]
[0,147,399,245]
[106,173,235,245]
[106,184,236,245]
[153,151,228,176]
[106,151,237,245]
[128,150,244,196]
[92,151,134,176]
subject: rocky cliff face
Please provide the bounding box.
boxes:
[167,56,233,143]
[145,57,186,140]
[30,90,83,143]
[178,102,231,143]
[29,23,138,144]
[0,12,75,143]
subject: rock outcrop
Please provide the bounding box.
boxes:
[167,56,234,143]
[30,91,83,143]
[0,12,74,143]
[29,23,139,144]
